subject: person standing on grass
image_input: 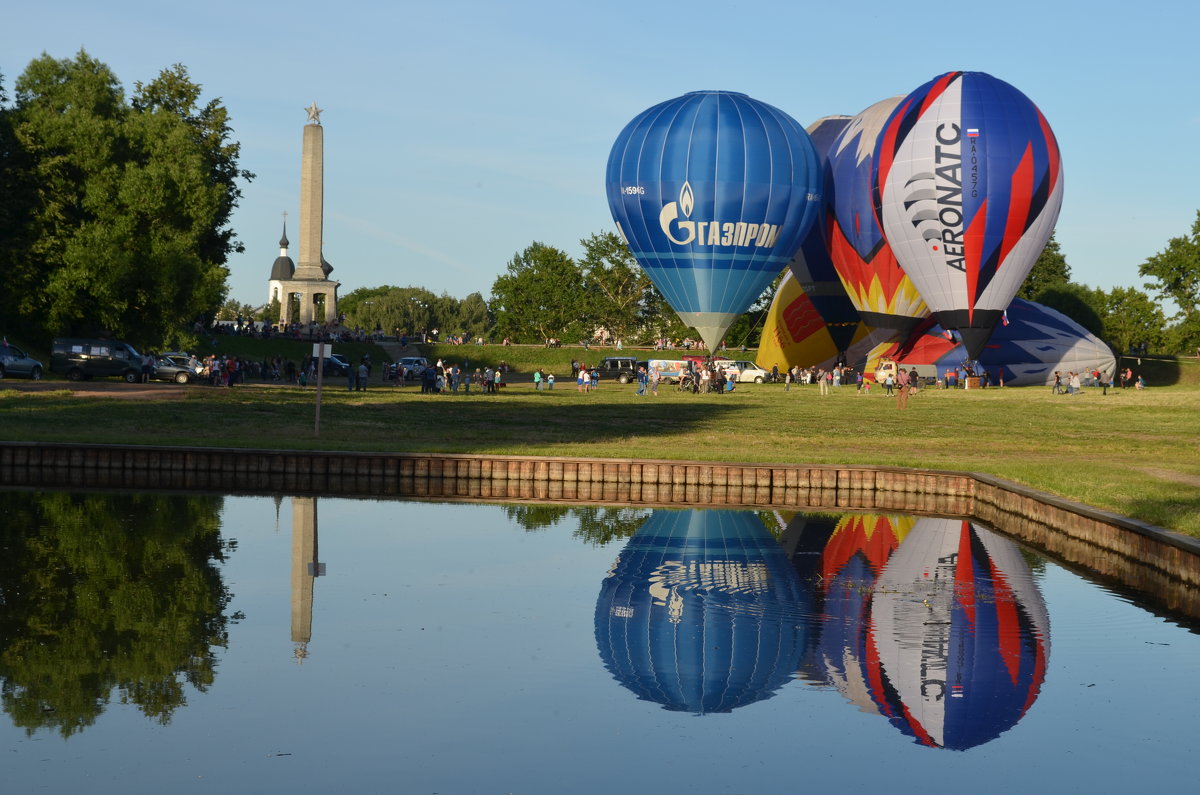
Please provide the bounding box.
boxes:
[533,369,542,391]
[896,368,910,409]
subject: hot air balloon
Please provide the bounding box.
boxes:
[606,91,822,352]
[867,518,1050,749]
[874,72,1063,361]
[828,96,929,335]
[786,116,866,357]
[783,514,1050,749]
[595,509,810,714]
[865,297,1116,387]
[757,270,894,372]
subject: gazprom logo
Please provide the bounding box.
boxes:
[658,181,782,248]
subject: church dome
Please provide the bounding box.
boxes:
[270,254,295,281]
[270,220,295,280]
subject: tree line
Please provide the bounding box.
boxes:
[4,52,1198,356]
[328,232,775,347]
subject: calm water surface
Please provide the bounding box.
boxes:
[1,493,1195,794]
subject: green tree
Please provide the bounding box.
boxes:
[579,231,654,344]
[0,492,231,737]
[7,51,251,348]
[1139,210,1200,353]
[264,296,282,324]
[340,285,444,339]
[1017,233,1071,300]
[0,72,38,338]
[1097,286,1166,356]
[490,243,586,343]
[457,292,493,340]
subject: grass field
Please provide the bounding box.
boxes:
[3,340,1199,537]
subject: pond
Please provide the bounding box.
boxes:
[1,491,1195,793]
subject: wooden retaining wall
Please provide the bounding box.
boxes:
[3,442,1199,602]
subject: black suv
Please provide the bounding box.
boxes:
[598,356,640,384]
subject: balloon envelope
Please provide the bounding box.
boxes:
[874,72,1064,360]
[828,96,929,334]
[758,270,895,372]
[786,116,865,354]
[595,509,810,713]
[867,519,1050,749]
[607,91,822,351]
[866,297,1116,386]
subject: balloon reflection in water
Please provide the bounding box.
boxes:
[791,514,1050,749]
[595,510,810,714]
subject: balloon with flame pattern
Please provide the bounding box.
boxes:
[874,71,1063,360]
[828,96,929,335]
[607,91,823,352]
[785,115,866,356]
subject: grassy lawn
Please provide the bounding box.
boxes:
[3,352,1199,537]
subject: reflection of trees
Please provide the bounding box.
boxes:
[503,505,651,546]
[0,492,231,737]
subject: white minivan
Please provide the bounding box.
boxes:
[714,360,771,383]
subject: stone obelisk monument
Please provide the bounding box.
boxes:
[284,102,339,326]
[291,496,322,659]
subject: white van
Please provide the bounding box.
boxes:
[713,359,771,383]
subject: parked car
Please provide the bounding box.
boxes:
[598,356,640,384]
[50,338,142,382]
[0,342,43,380]
[396,356,429,380]
[323,353,353,377]
[152,356,196,384]
[160,351,202,376]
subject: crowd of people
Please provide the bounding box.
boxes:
[1051,367,1143,395]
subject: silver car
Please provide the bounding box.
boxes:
[0,343,43,380]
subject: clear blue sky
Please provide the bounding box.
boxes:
[4,0,1198,308]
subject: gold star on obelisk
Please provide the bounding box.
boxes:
[305,101,323,124]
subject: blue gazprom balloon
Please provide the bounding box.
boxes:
[595,509,810,714]
[606,91,822,351]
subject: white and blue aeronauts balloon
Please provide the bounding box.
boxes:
[607,91,823,351]
[867,519,1050,750]
[595,510,811,714]
[874,71,1064,361]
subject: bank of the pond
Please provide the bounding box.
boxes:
[4,442,1200,600]
[2,378,1198,536]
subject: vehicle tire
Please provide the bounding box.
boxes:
[618,374,631,384]
[31,366,42,381]
[754,376,764,384]
[67,367,84,382]
[124,370,138,383]
[175,371,190,384]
